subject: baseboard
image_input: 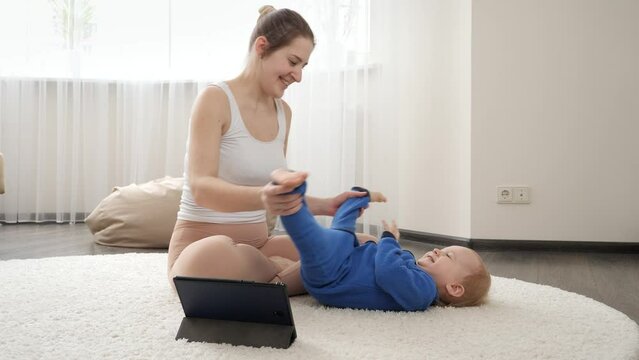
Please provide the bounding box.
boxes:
[399,229,470,247]
[4,216,638,253]
[471,238,639,253]
[399,229,639,253]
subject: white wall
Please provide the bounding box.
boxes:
[370,0,472,238]
[471,0,639,241]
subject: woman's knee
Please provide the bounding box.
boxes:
[170,235,279,283]
[169,235,237,278]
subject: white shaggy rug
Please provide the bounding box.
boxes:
[1,253,638,360]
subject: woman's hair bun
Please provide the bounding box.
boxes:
[258,5,276,18]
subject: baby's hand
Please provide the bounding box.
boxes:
[370,191,387,203]
[382,220,400,240]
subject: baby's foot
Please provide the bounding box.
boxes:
[370,191,387,203]
[271,168,308,188]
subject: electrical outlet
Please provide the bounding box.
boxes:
[513,187,530,203]
[497,187,513,203]
[497,186,531,204]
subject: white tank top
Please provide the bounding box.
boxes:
[177,82,288,223]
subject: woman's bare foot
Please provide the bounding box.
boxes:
[268,256,296,272]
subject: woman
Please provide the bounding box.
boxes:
[168,6,366,295]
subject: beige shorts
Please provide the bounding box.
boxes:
[168,219,270,273]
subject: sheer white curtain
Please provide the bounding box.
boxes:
[0,0,395,225]
[0,79,200,222]
[283,0,393,230]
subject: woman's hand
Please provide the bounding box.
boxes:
[316,190,368,217]
[261,169,308,216]
[313,189,386,217]
[263,168,384,217]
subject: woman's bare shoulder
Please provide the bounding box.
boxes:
[198,85,229,107]
[192,85,230,121]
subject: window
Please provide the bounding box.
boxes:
[0,0,368,80]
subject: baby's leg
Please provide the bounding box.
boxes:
[284,221,355,287]
[275,182,356,286]
[169,235,280,286]
[330,186,370,233]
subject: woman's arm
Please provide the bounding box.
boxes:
[187,86,264,212]
[307,190,385,216]
[261,171,369,217]
[305,193,366,216]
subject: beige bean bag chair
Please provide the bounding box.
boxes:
[86,176,278,249]
[86,177,183,248]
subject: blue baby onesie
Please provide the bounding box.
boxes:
[280,182,438,311]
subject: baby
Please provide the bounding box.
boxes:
[273,169,491,311]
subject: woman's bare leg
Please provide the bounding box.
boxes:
[259,234,306,295]
[168,220,306,295]
[259,234,300,260]
[269,259,305,295]
[169,234,306,295]
[170,235,280,284]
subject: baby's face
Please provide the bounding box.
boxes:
[417,246,481,285]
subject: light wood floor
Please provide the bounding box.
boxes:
[1,223,637,323]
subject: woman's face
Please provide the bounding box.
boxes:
[259,36,314,98]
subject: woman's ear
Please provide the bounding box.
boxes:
[254,36,269,58]
[445,283,465,298]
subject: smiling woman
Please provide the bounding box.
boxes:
[166,5,371,298]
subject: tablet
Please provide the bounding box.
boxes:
[173,276,297,348]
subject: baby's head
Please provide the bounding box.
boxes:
[417,246,491,307]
